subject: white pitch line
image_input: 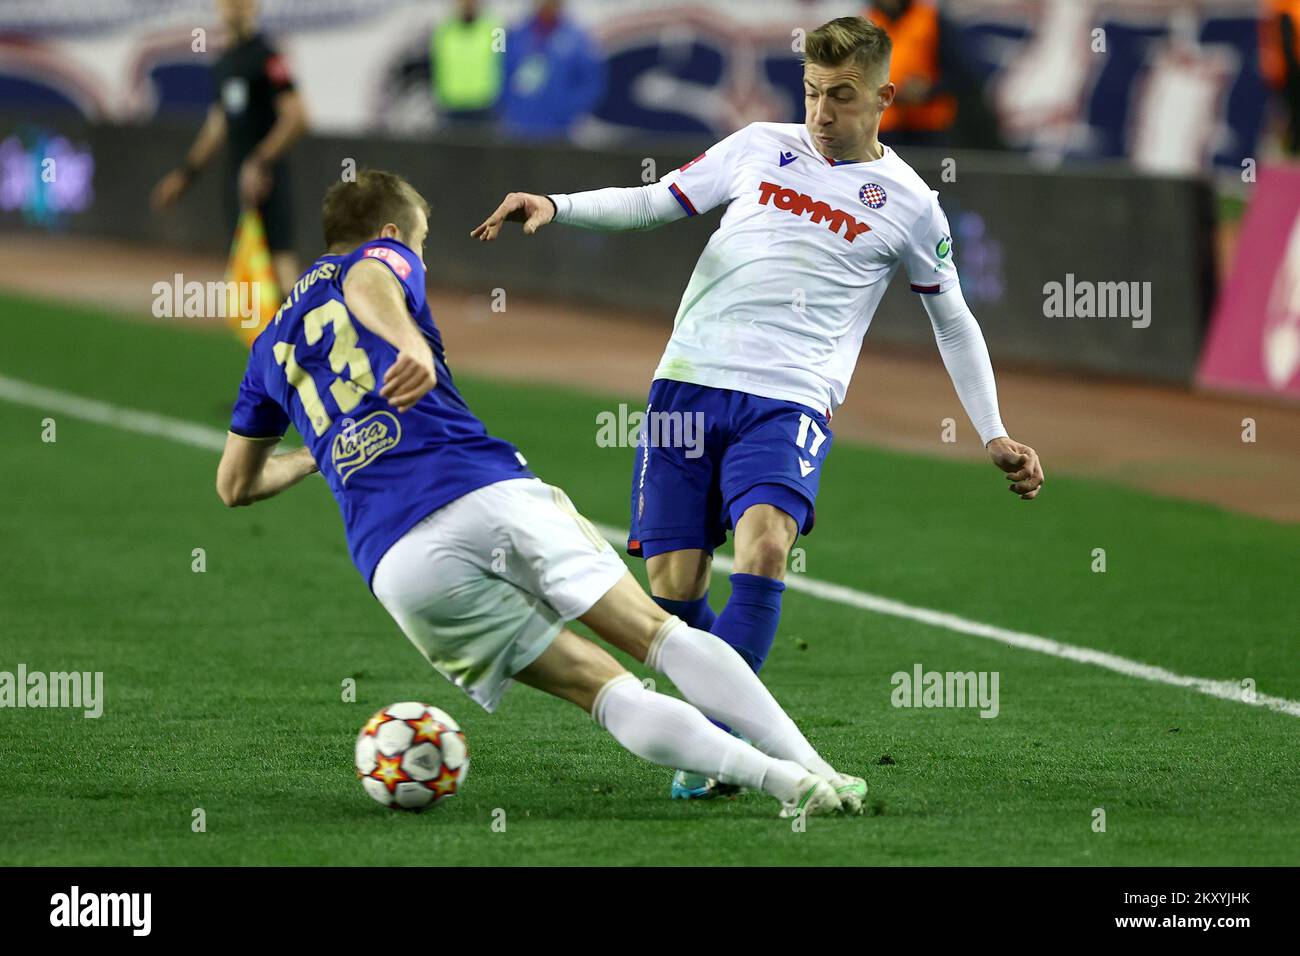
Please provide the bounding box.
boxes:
[0,375,227,453]
[3,372,1297,719]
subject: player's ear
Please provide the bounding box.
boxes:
[379,222,401,241]
[878,80,896,111]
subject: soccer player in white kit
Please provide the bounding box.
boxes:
[473,16,1044,799]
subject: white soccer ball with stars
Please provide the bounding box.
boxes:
[355,702,468,810]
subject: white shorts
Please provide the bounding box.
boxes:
[371,478,628,712]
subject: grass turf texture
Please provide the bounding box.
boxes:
[1,291,1297,866]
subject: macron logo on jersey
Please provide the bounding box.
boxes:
[363,246,411,279]
[757,181,872,243]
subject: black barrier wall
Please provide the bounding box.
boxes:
[0,118,1215,383]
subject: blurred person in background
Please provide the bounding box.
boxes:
[500,0,605,141]
[151,0,308,295]
[1261,0,1300,155]
[430,0,504,128]
[866,0,958,148]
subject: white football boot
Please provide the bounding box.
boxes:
[829,773,868,815]
[778,774,843,818]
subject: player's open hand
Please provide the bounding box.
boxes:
[470,192,555,242]
[381,345,437,413]
[987,437,1044,500]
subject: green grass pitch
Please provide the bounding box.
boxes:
[1,291,1297,866]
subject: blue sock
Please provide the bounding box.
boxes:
[710,573,785,673]
[652,593,717,632]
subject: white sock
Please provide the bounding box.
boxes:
[645,617,839,780]
[591,674,807,802]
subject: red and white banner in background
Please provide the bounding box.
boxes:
[1198,164,1300,401]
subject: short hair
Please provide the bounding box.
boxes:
[804,16,892,81]
[321,169,430,249]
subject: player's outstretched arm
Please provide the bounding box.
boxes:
[476,127,750,241]
[471,182,686,242]
[342,258,436,412]
[920,285,1044,500]
[216,435,317,508]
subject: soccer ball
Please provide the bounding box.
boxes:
[355,702,468,810]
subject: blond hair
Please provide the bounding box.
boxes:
[804,16,892,81]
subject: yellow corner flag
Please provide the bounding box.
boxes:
[225,209,281,347]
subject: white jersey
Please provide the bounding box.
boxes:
[654,122,957,414]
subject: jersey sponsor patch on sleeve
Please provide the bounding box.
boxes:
[363,246,412,279]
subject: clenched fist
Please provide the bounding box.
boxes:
[987,437,1044,500]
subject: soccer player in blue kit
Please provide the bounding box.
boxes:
[215,169,867,817]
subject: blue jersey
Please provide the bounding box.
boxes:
[228,238,532,587]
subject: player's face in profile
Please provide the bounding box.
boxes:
[399,208,429,266]
[803,61,887,159]
[218,0,259,35]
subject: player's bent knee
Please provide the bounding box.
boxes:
[733,533,792,579]
[578,573,670,665]
[516,629,629,713]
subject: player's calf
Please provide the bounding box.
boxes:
[590,673,839,816]
[516,632,837,815]
[581,584,840,772]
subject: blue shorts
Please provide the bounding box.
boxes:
[627,380,833,558]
